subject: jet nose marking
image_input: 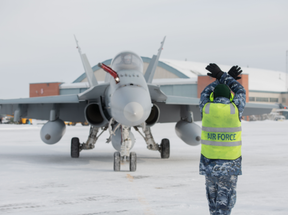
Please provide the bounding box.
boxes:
[124,102,144,122]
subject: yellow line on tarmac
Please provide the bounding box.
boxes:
[127,173,134,182]
[126,174,154,215]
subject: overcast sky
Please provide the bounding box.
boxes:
[0,0,288,98]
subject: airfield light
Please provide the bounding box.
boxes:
[98,63,120,84]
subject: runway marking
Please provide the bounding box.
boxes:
[126,174,154,215]
[127,173,134,182]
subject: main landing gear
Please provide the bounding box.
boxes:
[134,126,170,159]
[160,138,170,159]
[70,121,170,172]
[70,126,107,158]
[71,137,80,158]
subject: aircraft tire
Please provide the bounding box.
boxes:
[71,137,80,158]
[114,152,121,171]
[129,152,137,172]
[160,138,170,159]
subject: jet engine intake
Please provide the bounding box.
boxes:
[40,118,66,145]
[145,104,160,127]
[84,102,108,127]
[175,120,201,146]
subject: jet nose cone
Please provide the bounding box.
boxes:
[124,102,144,122]
[110,86,152,127]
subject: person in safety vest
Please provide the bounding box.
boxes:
[199,63,246,215]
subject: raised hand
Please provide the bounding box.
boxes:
[205,63,224,80]
[228,65,242,80]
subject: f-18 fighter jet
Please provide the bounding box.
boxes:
[0,37,277,171]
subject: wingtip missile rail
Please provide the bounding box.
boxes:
[98,63,120,84]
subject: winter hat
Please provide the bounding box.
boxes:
[214,84,230,99]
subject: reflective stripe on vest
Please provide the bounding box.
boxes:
[202,126,242,132]
[201,102,242,160]
[201,140,242,146]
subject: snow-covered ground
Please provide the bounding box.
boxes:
[0,120,288,215]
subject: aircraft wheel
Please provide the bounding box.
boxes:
[160,138,170,159]
[129,152,137,172]
[114,152,121,171]
[71,137,80,158]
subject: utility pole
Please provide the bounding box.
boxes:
[286,50,288,91]
[286,50,288,106]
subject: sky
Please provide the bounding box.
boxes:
[0,0,288,98]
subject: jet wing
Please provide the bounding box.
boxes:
[243,103,279,116]
[148,84,279,123]
[148,84,201,122]
[0,94,79,104]
[0,84,109,122]
[78,83,109,100]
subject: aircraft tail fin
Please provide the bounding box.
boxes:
[74,35,98,87]
[144,36,166,83]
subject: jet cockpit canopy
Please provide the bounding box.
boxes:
[111,51,143,72]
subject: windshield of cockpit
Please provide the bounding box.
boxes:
[111,52,143,72]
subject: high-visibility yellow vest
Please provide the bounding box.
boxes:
[201,102,242,160]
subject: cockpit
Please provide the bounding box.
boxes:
[111,51,143,72]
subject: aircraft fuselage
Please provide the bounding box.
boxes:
[104,51,152,127]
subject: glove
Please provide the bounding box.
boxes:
[205,63,224,80]
[228,65,242,80]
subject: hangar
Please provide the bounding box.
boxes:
[30,57,288,108]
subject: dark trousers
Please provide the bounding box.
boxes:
[205,175,238,215]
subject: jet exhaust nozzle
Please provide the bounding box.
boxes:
[175,120,201,146]
[40,119,66,145]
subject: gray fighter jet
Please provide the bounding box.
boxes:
[0,37,277,171]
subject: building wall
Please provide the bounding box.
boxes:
[81,69,107,82]
[282,93,288,106]
[30,83,62,97]
[144,63,179,79]
[249,91,281,104]
[249,91,288,105]
[197,74,249,103]
[60,88,88,95]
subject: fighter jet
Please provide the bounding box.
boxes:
[0,37,278,171]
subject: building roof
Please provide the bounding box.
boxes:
[72,57,288,93]
[161,59,288,92]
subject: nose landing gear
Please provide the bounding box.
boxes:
[113,125,137,172]
[129,152,137,172]
[113,151,137,172]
